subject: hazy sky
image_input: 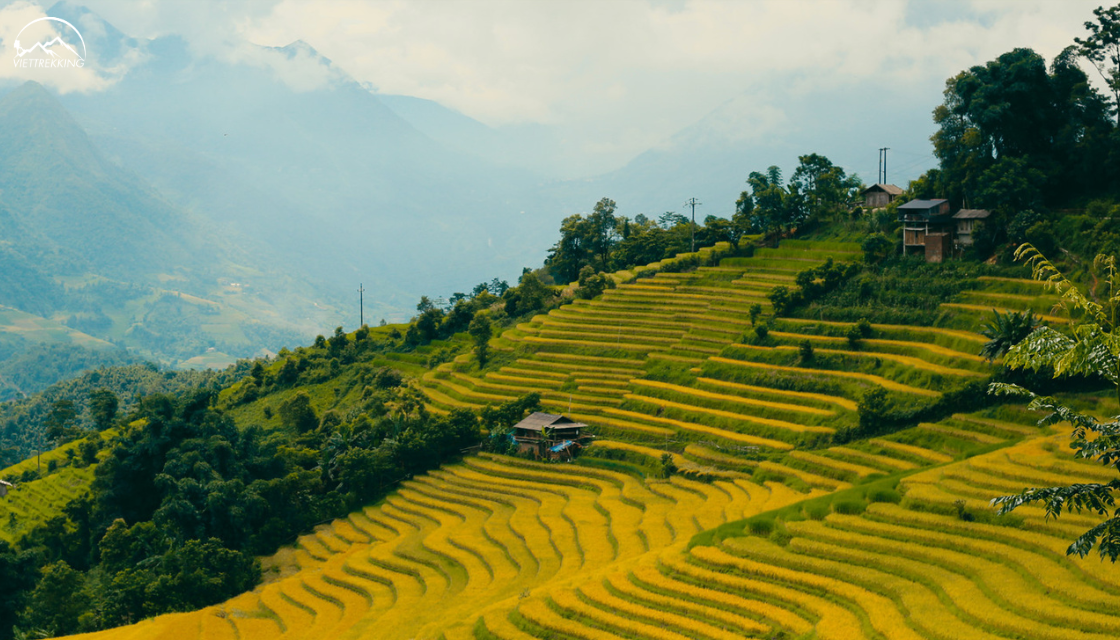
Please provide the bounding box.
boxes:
[0,0,1111,179]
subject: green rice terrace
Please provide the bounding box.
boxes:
[416,239,1065,486]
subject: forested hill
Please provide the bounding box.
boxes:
[0,81,339,371]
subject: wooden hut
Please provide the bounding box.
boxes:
[511,412,586,459]
[861,184,903,208]
[953,209,991,248]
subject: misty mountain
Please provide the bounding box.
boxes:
[43,3,562,319]
[0,81,332,368]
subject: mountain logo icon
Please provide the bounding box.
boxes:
[12,17,87,69]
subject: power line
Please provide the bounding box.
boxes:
[684,197,701,252]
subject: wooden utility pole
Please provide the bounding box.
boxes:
[684,197,701,252]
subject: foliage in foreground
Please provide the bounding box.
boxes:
[990,243,1120,560]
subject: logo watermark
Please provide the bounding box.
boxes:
[13,17,86,69]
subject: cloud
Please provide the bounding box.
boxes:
[4,0,1109,167]
[219,0,1106,163]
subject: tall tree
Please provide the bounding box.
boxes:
[928,45,1113,210]
[1075,4,1120,124]
[789,153,862,223]
[89,389,119,431]
[468,313,492,369]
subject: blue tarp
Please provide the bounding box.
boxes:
[549,440,575,452]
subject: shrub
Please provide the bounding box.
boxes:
[660,453,677,478]
[832,498,868,515]
[861,233,894,264]
[754,323,769,343]
[769,286,801,316]
[804,502,831,520]
[749,303,762,326]
[866,487,902,504]
[798,339,814,363]
[748,518,775,536]
[953,499,974,522]
[856,318,873,338]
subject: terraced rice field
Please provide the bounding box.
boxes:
[418,241,896,450]
[68,452,820,640]
[0,432,113,543]
[56,239,1114,640]
[78,413,1120,640]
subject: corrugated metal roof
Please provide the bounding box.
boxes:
[953,209,991,220]
[898,199,949,210]
[862,183,903,195]
[513,412,587,432]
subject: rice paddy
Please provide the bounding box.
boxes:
[56,240,1120,640]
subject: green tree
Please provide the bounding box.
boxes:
[745,166,800,234]
[44,399,78,444]
[789,153,862,223]
[20,560,90,637]
[0,541,39,640]
[279,391,318,433]
[89,389,118,431]
[861,233,894,264]
[990,244,1120,560]
[660,453,677,478]
[748,303,762,326]
[927,43,1113,210]
[468,312,492,369]
[1074,4,1120,124]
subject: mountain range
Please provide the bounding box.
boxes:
[0,1,939,387]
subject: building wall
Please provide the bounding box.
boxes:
[866,192,890,208]
[926,234,951,263]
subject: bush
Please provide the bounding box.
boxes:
[754,323,769,343]
[804,502,831,520]
[861,233,894,264]
[866,487,902,504]
[749,303,762,326]
[748,518,775,536]
[832,498,868,515]
[798,339,814,364]
[768,286,802,316]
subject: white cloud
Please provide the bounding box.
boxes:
[215,0,1106,162]
[3,0,1109,167]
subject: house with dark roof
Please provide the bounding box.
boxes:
[952,209,991,248]
[898,198,953,262]
[861,183,903,208]
[511,412,587,459]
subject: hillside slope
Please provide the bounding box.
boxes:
[59,415,1120,640]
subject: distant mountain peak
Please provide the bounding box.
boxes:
[278,40,327,61]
